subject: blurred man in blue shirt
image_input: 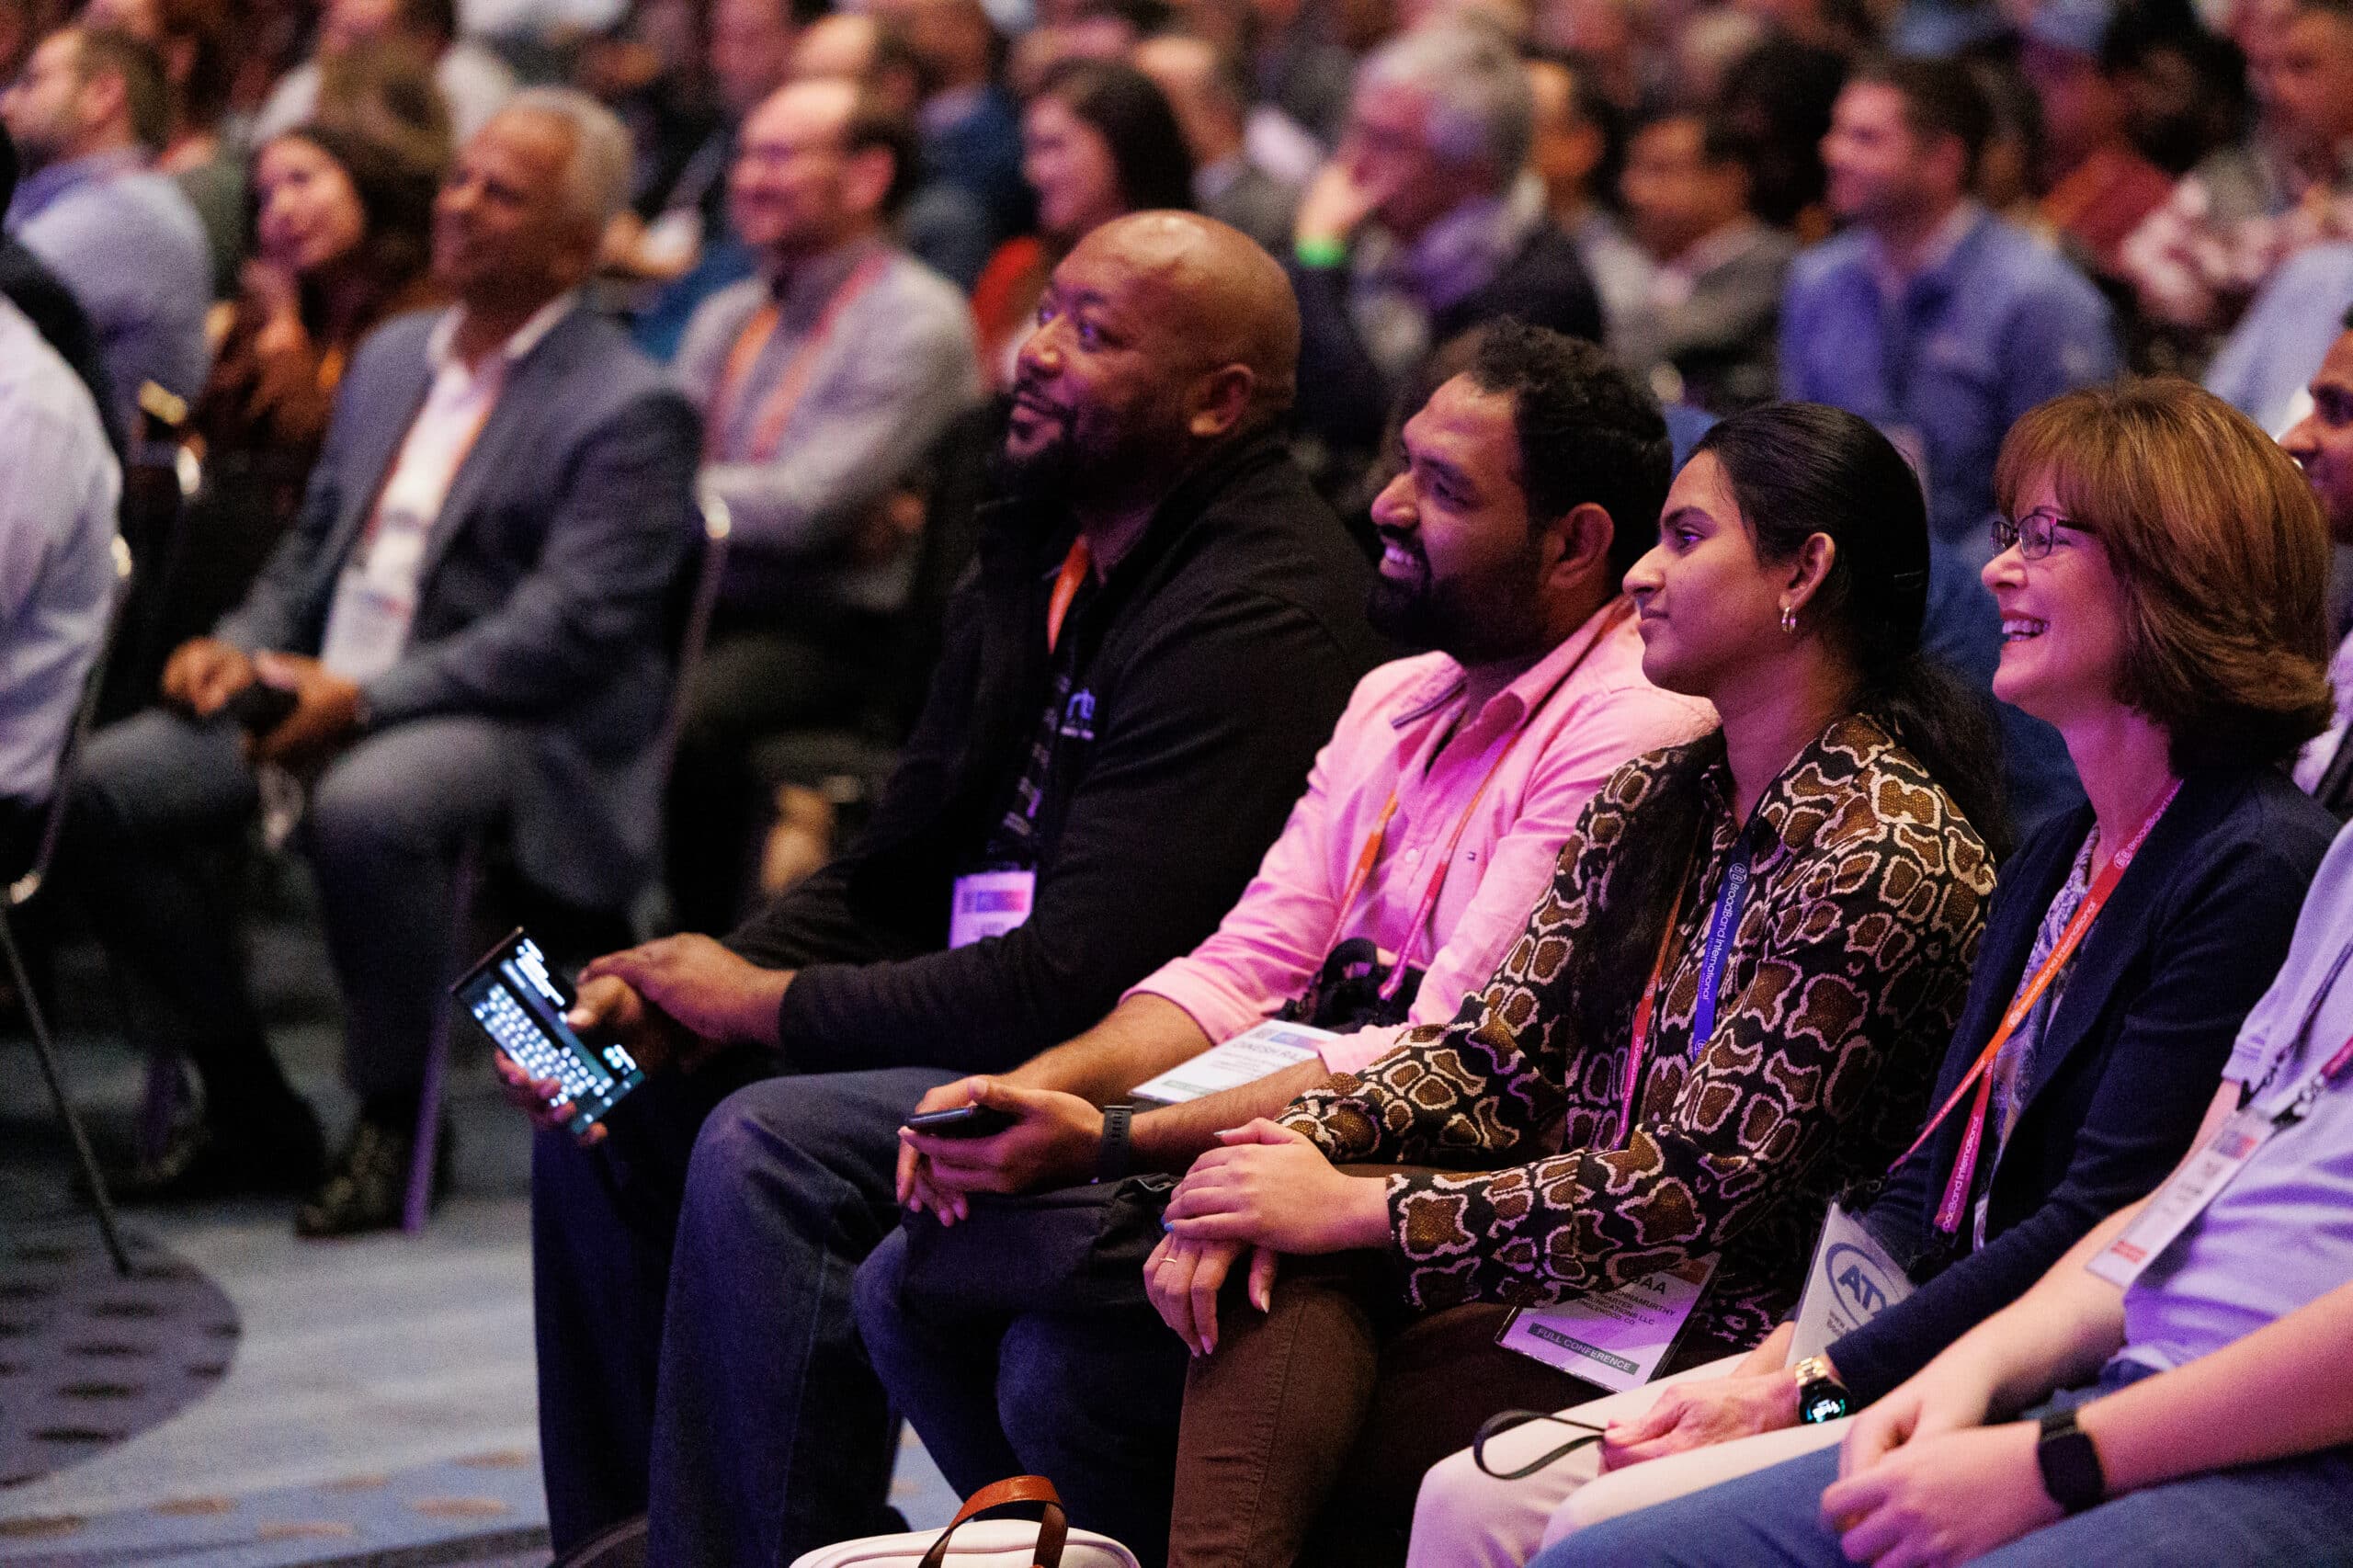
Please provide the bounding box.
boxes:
[1,26,208,449]
[1780,57,2117,832]
[1779,57,2119,550]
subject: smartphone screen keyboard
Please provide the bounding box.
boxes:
[471,983,609,1103]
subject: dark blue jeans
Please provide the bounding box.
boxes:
[531,1061,958,1564]
[853,1221,1190,1567]
[1535,1376,2353,1568]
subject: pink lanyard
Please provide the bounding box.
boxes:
[1889,779,2182,1233]
[1333,599,1631,1001]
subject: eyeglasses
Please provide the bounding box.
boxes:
[1991,507,2094,562]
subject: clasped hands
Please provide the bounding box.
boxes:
[1602,1319,2056,1566]
[163,637,362,772]
[1147,1119,1388,1358]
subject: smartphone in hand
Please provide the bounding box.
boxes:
[221,682,298,734]
[905,1103,1018,1139]
[454,928,643,1135]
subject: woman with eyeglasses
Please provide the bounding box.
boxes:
[1411,377,2345,1568]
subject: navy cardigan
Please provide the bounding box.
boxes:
[1832,765,2336,1403]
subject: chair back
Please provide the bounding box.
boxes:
[13,535,135,909]
[651,490,733,793]
[97,414,202,724]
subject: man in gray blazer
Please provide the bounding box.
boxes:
[70,88,701,1236]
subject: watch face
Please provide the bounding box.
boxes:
[1800,1388,1851,1425]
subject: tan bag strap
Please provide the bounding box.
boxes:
[915,1475,1068,1568]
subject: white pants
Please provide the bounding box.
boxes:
[1405,1355,1853,1568]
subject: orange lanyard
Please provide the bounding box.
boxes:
[705,252,891,464]
[356,386,498,560]
[1890,778,2181,1233]
[1044,538,1092,654]
[1334,597,1633,997]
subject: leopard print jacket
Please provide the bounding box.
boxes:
[1279,713,1995,1355]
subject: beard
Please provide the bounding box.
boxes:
[1367,534,1442,648]
[1367,528,1551,663]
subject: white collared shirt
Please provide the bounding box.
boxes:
[317,292,576,683]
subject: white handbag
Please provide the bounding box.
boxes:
[789,1476,1141,1568]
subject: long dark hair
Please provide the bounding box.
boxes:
[1032,58,1195,219]
[1699,402,2008,849]
[1568,403,2009,1054]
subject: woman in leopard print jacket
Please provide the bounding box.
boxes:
[1153,403,2006,1568]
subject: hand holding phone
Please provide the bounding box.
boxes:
[904,1103,1019,1139]
[455,928,644,1136]
[221,680,298,735]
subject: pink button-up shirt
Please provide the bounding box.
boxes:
[1128,598,1715,1074]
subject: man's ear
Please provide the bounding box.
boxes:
[1187,362,1256,439]
[842,145,896,218]
[1541,501,1617,590]
[78,67,129,136]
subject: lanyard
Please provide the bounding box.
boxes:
[1333,598,1633,1000]
[355,383,499,562]
[1889,779,2182,1234]
[2282,1031,2353,1125]
[1618,824,1756,1146]
[1045,538,1091,654]
[704,251,891,464]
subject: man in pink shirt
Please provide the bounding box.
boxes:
[857,322,1711,1559]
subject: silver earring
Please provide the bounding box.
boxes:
[1779,604,1798,633]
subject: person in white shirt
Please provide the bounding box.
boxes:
[0,291,117,864]
[69,91,700,1239]
[250,0,515,147]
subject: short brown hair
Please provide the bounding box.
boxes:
[1994,378,2334,773]
[73,27,171,151]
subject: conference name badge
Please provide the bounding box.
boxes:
[948,869,1035,950]
[1495,1255,1719,1393]
[1790,1201,1916,1362]
[2088,1108,2274,1290]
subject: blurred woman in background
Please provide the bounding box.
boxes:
[971,56,1192,385]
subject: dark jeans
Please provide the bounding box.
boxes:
[530,1058,959,1564]
[853,1223,1191,1568]
[1535,1376,2353,1568]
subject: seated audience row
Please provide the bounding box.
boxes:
[511,210,1383,1559]
[1412,373,2342,1567]
[12,0,2353,1561]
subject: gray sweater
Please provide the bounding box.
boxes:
[676,240,982,617]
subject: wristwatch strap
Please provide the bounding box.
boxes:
[1791,1357,1852,1425]
[2032,1403,2108,1506]
[2035,1408,2106,1514]
[1094,1102,1134,1185]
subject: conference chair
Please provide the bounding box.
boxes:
[9,535,139,1276]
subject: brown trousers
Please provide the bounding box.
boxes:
[1166,1251,1597,1568]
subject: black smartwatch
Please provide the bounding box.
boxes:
[1094,1102,1134,1184]
[1791,1357,1852,1425]
[2035,1408,2106,1514]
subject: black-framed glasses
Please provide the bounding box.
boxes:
[1991,506,2093,562]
